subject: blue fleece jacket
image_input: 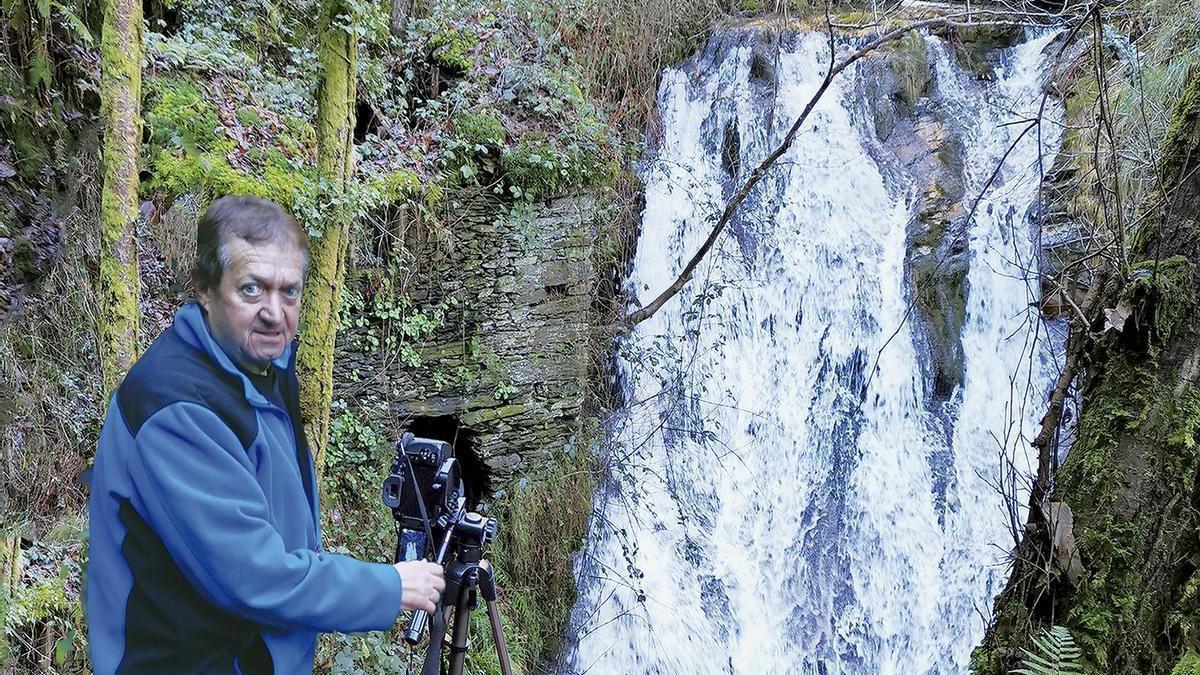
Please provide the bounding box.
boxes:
[86,302,403,674]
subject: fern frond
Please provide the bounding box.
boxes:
[1010,625,1085,675]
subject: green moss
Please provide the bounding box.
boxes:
[9,234,34,281]
[150,148,314,208]
[947,24,1022,80]
[834,10,872,25]
[365,168,422,203]
[1125,255,1197,342]
[910,260,967,396]
[885,32,931,112]
[1044,353,1200,672]
[236,106,264,127]
[429,28,476,74]
[143,76,316,207]
[1163,72,1200,178]
[452,112,506,148]
[500,133,615,199]
[975,334,1200,674]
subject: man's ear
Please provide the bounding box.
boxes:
[196,285,211,311]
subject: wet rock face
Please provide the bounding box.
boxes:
[860,26,1063,402]
[859,38,974,402]
[334,194,597,484]
[933,24,1024,80]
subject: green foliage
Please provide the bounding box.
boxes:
[329,410,386,466]
[1011,626,1085,675]
[3,531,88,672]
[1173,649,1200,675]
[340,278,456,363]
[143,76,317,208]
[429,27,477,74]
[500,133,614,199]
[489,440,597,668]
[454,112,506,148]
[321,629,407,674]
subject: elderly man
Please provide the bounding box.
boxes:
[86,196,444,674]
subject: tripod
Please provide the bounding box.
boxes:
[405,511,515,675]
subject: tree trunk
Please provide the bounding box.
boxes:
[0,536,20,666]
[97,0,142,393]
[298,0,357,472]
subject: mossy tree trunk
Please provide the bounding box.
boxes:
[97,0,142,392]
[0,536,19,666]
[298,0,357,471]
[973,71,1200,675]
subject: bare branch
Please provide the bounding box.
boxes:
[620,14,1044,329]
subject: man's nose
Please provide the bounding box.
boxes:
[259,293,282,324]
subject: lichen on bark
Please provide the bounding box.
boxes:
[98,0,143,392]
[298,0,358,471]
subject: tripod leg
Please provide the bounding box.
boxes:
[446,570,476,675]
[476,561,514,675]
[483,599,514,675]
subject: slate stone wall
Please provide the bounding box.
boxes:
[333,193,598,481]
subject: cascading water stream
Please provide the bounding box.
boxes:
[562,28,1065,675]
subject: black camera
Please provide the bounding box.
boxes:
[381,433,509,665]
[381,433,466,558]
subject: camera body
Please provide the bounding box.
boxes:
[381,434,466,553]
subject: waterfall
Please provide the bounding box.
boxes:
[562,28,1065,675]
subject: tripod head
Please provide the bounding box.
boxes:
[403,508,498,645]
[448,512,498,564]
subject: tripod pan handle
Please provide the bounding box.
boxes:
[405,610,429,645]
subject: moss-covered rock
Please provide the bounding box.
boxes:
[911,257,969,398]
[1164,72,1200,181]
[940,24,1023,80]
[143,76,317,208]
[884,31,931,114]
[453,112,506,148]
[429,27,477,75]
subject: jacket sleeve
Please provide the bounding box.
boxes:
[126,401,404,633]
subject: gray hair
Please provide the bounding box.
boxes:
[192,195,309,294]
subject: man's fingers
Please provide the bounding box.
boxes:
[395,560,448,612]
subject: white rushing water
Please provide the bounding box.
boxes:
[562,28,1065,675]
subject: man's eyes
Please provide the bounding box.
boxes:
[238,283,301,299]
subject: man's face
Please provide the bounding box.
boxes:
[198,236,306,375]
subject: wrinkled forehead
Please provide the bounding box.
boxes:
[223,237,307,285]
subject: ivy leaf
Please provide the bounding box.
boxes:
[54,625,75,665]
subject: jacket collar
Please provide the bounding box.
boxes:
[172,301,294,408]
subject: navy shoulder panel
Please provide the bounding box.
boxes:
[117,326,257,449]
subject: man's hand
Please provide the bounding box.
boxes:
[394,561,445,612]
